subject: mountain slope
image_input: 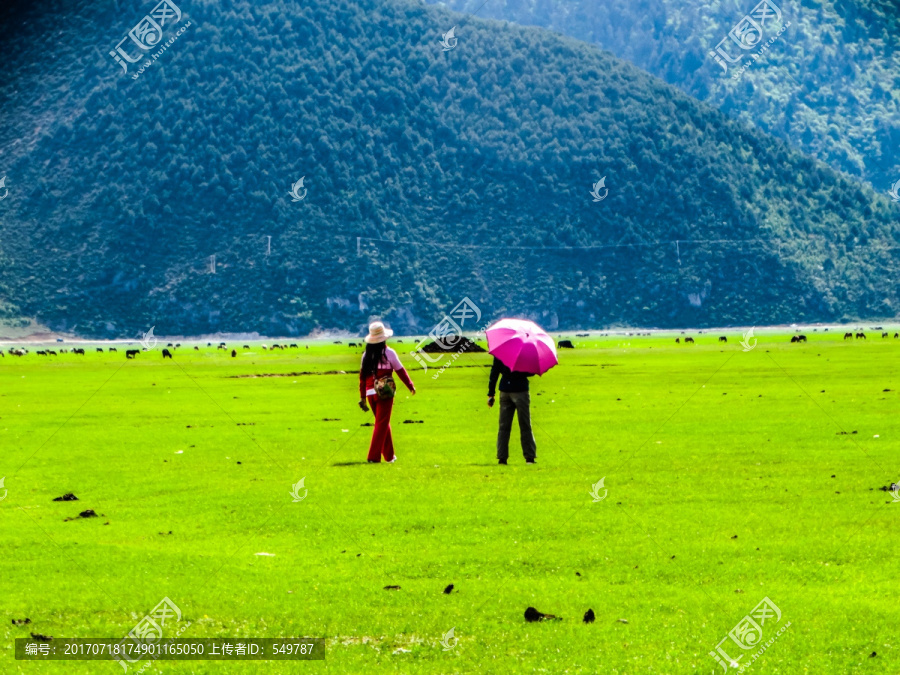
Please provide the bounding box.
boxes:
[425,0,900,191]
[0,0,898,337]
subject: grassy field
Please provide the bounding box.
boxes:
[1,330,898,673]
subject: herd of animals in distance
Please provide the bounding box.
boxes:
[1,327,896,359]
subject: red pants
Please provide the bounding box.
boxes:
[366,394,395,462]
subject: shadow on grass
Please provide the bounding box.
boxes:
[332,461,373,466]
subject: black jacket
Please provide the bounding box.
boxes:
[488,357,533,396]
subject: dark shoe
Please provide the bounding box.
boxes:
[525,458,536,464]
[498,459,507,465]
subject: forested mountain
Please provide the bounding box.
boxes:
[0,0,898,337]
[426,0,900,191]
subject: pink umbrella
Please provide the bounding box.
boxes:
[485,318,559,375]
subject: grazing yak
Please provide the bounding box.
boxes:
[348,342,358,347]
[790,335,808,343]
[126,349,140,359]
[718,336,727,343]
[194,346,200,350]
[162,349,173,359]
[244,345,250,349]
[96,347,103,352]
[289,343,298,348]
[558,340,575,349]
[883,332,889,339]
[109,347,117,352]
[685,337,695,344]
[843,332,853,340]
[73,348,85,355]
[856,332,866,340]
[675,338,680,343]
[231,349,237,357]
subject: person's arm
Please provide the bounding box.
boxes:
[488,358,501,397]
[395,368,415,393]
[387,348,416,393]
[359,354,368,403]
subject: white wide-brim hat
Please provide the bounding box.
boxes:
[364,321,394,344]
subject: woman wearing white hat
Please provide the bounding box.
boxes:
[358,321,416,463]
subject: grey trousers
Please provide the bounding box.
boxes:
[497,391,536,461]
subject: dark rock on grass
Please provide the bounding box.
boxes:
[870,651,877,657]
[402,420,424,424]
[443,584,454,594]
[12,618,31,625]
[383,585,401,590]
[52,493,78,502]
[524,607,559,622]
[421,338,486,353]
[583,609,595,623]
[30,632,52,641]
[64,509,99,521]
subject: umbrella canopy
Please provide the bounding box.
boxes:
[485,318,559,376]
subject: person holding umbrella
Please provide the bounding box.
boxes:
[485,319,559,465]
[359,321,416,463]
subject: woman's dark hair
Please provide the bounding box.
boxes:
[361,341,387,378]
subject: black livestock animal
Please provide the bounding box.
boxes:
[231,349,237,357]
[348,342,358,348]
[126,349,140,359]
[718,336,728,343]
[73,348,85,355]
[194,346,199,350]
[675,338,680,344]
[883,332,889,339]
[856,332,866,340]
[843,332,853,340]
[243,345,250,349]
[289,343,298,348]
[162,349,173,359]
[96,347,103,352]
[790,336,799,343]
[798,335,807,342]
[558,340,575,349]
[685,337,695,344]
[36,350,47,355]
[47,350,57,355]
[109,347,117,352]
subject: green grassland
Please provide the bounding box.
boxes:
[1,330,898,673]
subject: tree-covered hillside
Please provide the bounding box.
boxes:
[426,0,900,191]
[0,0,898,337]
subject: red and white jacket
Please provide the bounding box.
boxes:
[359,347,415,398]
